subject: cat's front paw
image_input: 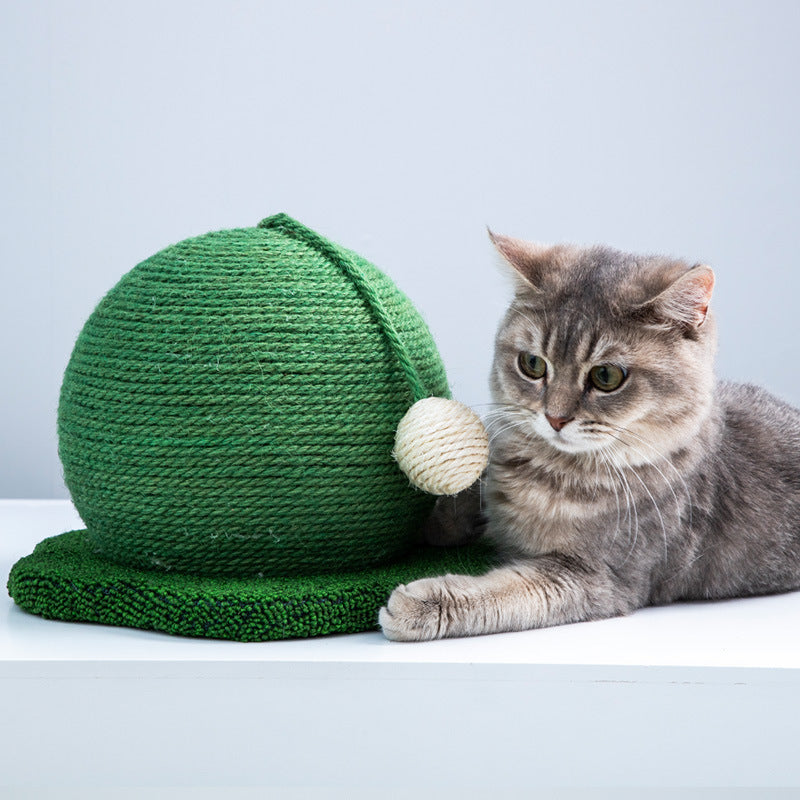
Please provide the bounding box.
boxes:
[379,576,453,642]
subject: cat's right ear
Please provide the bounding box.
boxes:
[487,229,551,293]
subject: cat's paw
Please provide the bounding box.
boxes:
[379,576,453,642]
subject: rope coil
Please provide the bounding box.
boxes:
[259,213,429,403]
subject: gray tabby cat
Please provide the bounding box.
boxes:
[379,231,800,641]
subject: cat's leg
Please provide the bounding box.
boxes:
[421,479,486,547]
[379,553,629,641]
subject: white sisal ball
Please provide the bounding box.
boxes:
[393,397,489,496]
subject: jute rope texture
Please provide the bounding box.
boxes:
[393,397,489,496]
[58,215,449,577]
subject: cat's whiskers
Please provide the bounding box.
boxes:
[614,443,669,564]
[605,453,640,564]
[480,404,534,428]
[583,420,683,502]
[601,450,637,557]
[484,416,533,447]
[482,404,548,452]
[590,428,671,564]
[597,450,623,544]
[612,437,683,534]
[481,406,523,422]
[602,422,693,531]
[589,454,603,504]
[594,425,681,521]
[475,401,534,414]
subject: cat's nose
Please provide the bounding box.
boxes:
[545,414,574,432]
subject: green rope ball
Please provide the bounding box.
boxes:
[58,213,450,578]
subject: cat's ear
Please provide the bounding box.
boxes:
[639,264,715,329]
[487,229,552,292]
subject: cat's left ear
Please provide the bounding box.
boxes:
[640,264,715,329]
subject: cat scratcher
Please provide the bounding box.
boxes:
[7,213,494,640]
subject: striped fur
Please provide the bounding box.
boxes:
[380,236,800,641]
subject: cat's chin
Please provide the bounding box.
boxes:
[540,436,601,456]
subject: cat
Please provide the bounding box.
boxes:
[379,231,800,641]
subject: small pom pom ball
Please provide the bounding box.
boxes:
[394,397,489,496]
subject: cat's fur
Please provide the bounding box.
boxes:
[379,232,800,641]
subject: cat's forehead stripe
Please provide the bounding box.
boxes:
[509,298,627,366]
[556,318,579,364]
[549,316,600,366]
[542,319,554,359]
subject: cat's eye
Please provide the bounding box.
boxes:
[589,364,627,392]
[518,352,547,380]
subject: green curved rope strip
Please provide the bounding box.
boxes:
[259,213,429,403]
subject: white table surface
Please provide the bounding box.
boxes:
[4,499,800,669]
[3,499,800,793]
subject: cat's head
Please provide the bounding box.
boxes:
[489,232,717,464]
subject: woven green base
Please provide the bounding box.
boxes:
[7,530,496,641]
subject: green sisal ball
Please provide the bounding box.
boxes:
[57,213,450,577]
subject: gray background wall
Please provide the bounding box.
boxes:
[2,0,799,499]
